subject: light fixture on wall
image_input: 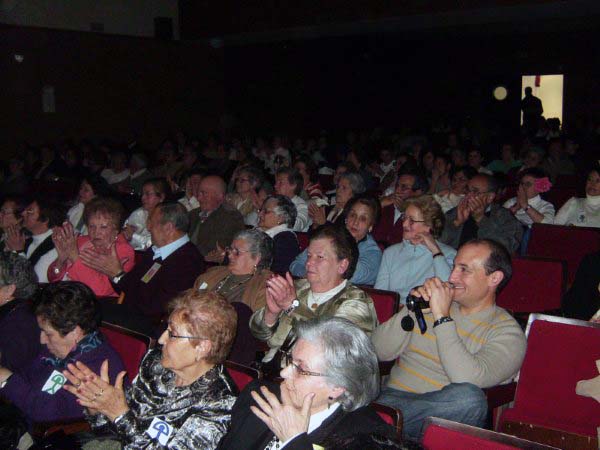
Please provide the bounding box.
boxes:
[14,54,24,63]
[493,86,508,101]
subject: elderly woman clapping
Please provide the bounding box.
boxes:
[64,290,238,450]
[218,317,396,449]
[250,224,378,364]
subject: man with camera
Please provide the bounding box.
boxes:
[372,238,526,440]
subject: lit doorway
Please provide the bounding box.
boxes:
[521,74,564,126]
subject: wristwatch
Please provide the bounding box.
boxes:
[283,299,300,315]
[433,316,454,328]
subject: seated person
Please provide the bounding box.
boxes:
[100,150,130,188]
[176,169,204,211]
[124,177,171,250]
[218,317,396,450]
[433,165,477,213]
[79,202,205,336]
[309,171,365,228]
[486,143,521,174]
[225,165,264,226]
[373,170,428,246]
[323,161,356,203]
[0,282,125,423]
[375,195,456,302]
[194,229,273,312]
[554,163,600,228]
[128,152,155,197]
[48,197,135,297]
[250,224,378,363]
[257,195,300,275]
[562,250,600,320]
[294,155,324,199]
[441,174,523,254]
[503,168,555,228]
[274,168,311,232]
[428,154,452,194]
[4,194,65,283]
[372,239,526,440]
[64,290,237,450]
[292,195,382,286]
[66,175,110,235]
[0,196,27,252]
[0,253,40,372]
[189,175,246,257]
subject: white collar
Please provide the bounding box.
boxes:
[586,194,600,207]
[308,280,347,308]
[130,168,148,179]
[262,224,291,238]
[32,228,53,243]
[307,403,340,434]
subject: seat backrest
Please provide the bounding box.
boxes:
[544,187,579,210]
[496,256,566,313]
[512,315,600,436]
[360,287,399,323]
[224,360,261,392]
[296,232,309,252]
[370,402,402,438]
[100,322,154,381]
[526,224,600,283]
[421,417,557,449]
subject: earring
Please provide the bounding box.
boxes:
[327,396,333,409]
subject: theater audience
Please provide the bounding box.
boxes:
[433,165,477,213]
[257,195,300,274]
[80,202,205,335]
[66,175,110,236]
[250,224,377,364]
[219,317,396,450]
[65,289,237,449]
[225,165,264,226]
[554,163,600,228]
[48,197,135,297]
[274,167,311,232]
[4,195,65,283]
[373,170,428,246]
[0,196,26,252]
[189,175,246,258]
[503,168,555,227]
[0,253,40,372]
[373,239,526,440]
[376,195,456,302]
[292,195,382,286]
[124,177,171,250]
[193,229,273,312]
[0,282,125,423]
[309,171,365,228]
[486,143,521,174]
[441,174,523,253]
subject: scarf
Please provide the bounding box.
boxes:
[42,330,104,370]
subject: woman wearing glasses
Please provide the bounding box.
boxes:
[218,317,398,449]
[64,289,237,449]
[193,228,273,312]
[375,195,456,303]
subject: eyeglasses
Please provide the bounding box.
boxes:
[225,246,251,256]
[284,351,325,377]
[167,329,208,340]
[401,215,426,226]
[258,208,277,215]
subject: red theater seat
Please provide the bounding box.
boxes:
[360,286,399,323]
[296,232,309,251]
[371,401,403,438]
[101,322,155,380]
[224,360,262,392]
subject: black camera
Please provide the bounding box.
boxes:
[404,288,428,335]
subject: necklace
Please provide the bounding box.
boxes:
[213,273,253,296]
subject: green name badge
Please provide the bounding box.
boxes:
[42,370,67,395]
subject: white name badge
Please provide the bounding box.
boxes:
[146,417,174,445]
[141,262,162,284]
[42,370,67,395]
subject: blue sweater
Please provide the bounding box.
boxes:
[375,240,457,303]
[290,234,382,286]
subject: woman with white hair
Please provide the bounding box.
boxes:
[218,317,396,449]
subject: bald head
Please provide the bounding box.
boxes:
[198,175,226,212]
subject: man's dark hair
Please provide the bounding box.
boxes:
[26,194,66,228]
[156,202,189,233]
[276,168,304,196]
[466,238,513,292]
[397,168,429,193]
[310,224,359,280]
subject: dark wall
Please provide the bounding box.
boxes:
[1,25,224,155]
[223,26,600,137]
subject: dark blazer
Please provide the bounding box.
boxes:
[372,204,404,246]
[188,204,245,256]
[113,240,205,320]
[562,251,600,320]
[271,231,301,275]
[218,380,393,450]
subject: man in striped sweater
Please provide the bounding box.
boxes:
[372,238,526,440]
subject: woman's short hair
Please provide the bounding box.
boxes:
[81,174,111,198]
[276,168,304,196]
[169,290,237,364]
[239,165,265,191]
[310,224,358,280]
[294,155,318,183]
[402,195,445,238]
[34,282,101,336]
[295,317,380,411]
[234,228,274,270]
[142,177,172,200]
[519,167,548,181]
[83,197,125,230]
[26,195,66,228]
[264,195,297,228]
[0,253,38,299]
[344,194,381,228]
[338,172,366,196]
[1,195,27,218]
[450,165,478,180]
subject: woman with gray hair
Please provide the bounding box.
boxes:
[0,253,40,372]
[193,228,274,312]
[309,171,366,227]
[218,316,396,449]
[257,194,301,274]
